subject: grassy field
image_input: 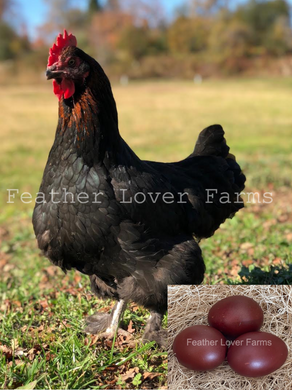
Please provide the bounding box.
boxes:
[1,78,292,389]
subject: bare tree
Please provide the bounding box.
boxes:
[106,0,120,11]
[191,0,230,16]
[88,0,102,15]
[0,0,14,21]
[38,0,87,42]
[121,0,165,27]
[43,0,73,29]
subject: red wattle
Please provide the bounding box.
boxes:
[62,79,75,99]
[53,80,63,101]
[52,79,75,100]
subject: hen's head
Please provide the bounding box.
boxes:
[46,30,90,101]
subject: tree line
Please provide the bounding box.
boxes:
[1,0,292,79]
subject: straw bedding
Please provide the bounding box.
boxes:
[168,285,292,390]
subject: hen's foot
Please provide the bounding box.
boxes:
[84,300,128,338]
[143,328,167,349]
[142,311,167,349]
[98,327,132,340]
[84,312,112,334]
[85,312,132,341]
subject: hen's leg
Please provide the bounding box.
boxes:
[142,311,167,349]
[85,299,129,338]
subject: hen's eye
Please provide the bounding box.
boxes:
[68,58,76,66]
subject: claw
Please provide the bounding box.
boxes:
[84,300,127,337]
[99,327,132,340]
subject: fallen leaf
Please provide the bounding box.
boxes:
[14,348,26,357]
[242,259,253,267]
[45,352,56,361]
[143,372,161,380]
[127,320,135,334]
[278,215,288,223]
[37,324,44,332]
[39,300,49,309]
[104,365,118,371]
[0,258,8,269]
[240,242,254,251]
[0,345,13,359]
[89,335,99,346]
[16,380,38,389]
[273,257,282,265]
[45,266,58,276]
[3,264,15,273]
[121,367,139,381]
[14,359,25,366]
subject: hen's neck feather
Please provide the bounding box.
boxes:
[56,57,130,168]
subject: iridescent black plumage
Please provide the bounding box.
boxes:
[33,45,245,346]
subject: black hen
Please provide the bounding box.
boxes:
[32,31,245,347]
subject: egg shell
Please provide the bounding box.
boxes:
[227,331,288,377]
[208,295,264,338]
[172,325,227,371]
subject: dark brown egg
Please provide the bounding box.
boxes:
[172,325,227,371]
[227,331,288,377]
[208,295,263,338]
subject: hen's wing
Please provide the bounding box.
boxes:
[101,220,205,312]
[145,124,246,238]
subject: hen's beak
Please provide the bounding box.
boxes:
[46,65,64,80]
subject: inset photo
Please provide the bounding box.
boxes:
[168,285,292,390]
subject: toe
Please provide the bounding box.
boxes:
[143,329,168,349]
[84,312,111,334]
[86,312,110,324]
[84,322,103,335]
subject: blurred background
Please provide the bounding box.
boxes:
[2,0,292,82]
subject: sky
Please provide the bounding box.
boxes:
[18,0,185,39]
[16,0,292,39]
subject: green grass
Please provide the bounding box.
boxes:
[1,77,292,388]
[0,222,167,389]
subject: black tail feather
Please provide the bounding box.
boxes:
[192,124,246,195]
[191,124,230,158]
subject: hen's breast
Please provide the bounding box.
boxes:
[32,149,122,272]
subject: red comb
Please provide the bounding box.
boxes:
[48,29,77,66]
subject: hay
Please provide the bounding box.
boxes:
[168,285,292,390]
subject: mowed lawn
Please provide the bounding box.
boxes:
[1,78,292,389]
